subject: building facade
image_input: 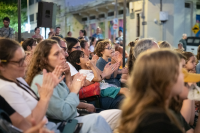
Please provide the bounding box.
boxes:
[28,0,200,48]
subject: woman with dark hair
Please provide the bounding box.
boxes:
[64,37,81,53]
[0,38,62,132]
[64,37,82,76]
[78,30,89,41]
[32,27,43,39]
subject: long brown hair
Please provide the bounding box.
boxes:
[26,39,57,85]
[117,49,182,133]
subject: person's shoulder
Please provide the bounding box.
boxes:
[0,27,4,31]
[31,74,43,85]
[9,27,14,31]
[0,79,19,94]
[141,111,170,124]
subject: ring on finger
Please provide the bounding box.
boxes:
[77,79,81,81]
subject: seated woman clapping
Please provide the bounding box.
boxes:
[26,39,120,132]
[0,38,64,132]
[67,50,129,98]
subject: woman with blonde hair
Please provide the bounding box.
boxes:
[117,49,184,133]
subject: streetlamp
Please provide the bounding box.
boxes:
[123,0,126,67]
[18,0,21,42]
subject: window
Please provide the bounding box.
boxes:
[29,0,34,6]
[99,14,105,18]
[57,5,61,15]
[82,17,87,22]
[90,16,96,20]
[119,10,123,15]
[136,13,140,37]
[30,14,34,22]
[185,3,190,8]
[197,4,200,9]
[108,12,114,17]
[36,0,41,2]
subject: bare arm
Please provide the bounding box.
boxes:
[181,99,194,124]
[10,112,31,131]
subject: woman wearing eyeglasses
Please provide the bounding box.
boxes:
[0,38,64,132]
[64,37,82,77]
[50,36,69,58]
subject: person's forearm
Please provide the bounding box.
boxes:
[77,102,87,109]
[26,99,49,124]
[91,66,102,82]
[181,99,193,123]
[65,72,72,87]
[190,100,195,125]
[10,113,31,131]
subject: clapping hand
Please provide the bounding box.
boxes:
[25,119,54,133]
[36,69,64,101]
[68,73,86,94]
[102,62,120,77]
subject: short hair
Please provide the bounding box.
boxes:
[67,31,71,35]
[80,40,87,49]
[64,37,79,52]
[34,27,40,32]
[80,30,87,36]
[96,39,104,46]
[119,30,122,32]
[94,40,110,57]
[134,38,155,58]
[3,17,10,22]
[56,27,60,29]
[50,36,62,46]
[178,42,183,46]
[22,38,37,51]
[158,41,172,49]
[182,34,187,37]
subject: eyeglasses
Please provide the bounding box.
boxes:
[105,47,112,50]
[60,46,68,52]
[72,46,81,49]
[7,56,26,67]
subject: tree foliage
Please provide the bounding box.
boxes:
[0,0,27,32]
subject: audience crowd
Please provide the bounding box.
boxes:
[0,25,200,133]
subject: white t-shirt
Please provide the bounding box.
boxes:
[90,45,95,52]
[67,62,78,76]
[0,77,44,118]
[79,69,116,89]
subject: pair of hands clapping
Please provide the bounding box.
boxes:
[36,62,86,101]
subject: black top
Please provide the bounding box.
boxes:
[172,111,191,131]
[0,96,15,116]
[135,111,183,133]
